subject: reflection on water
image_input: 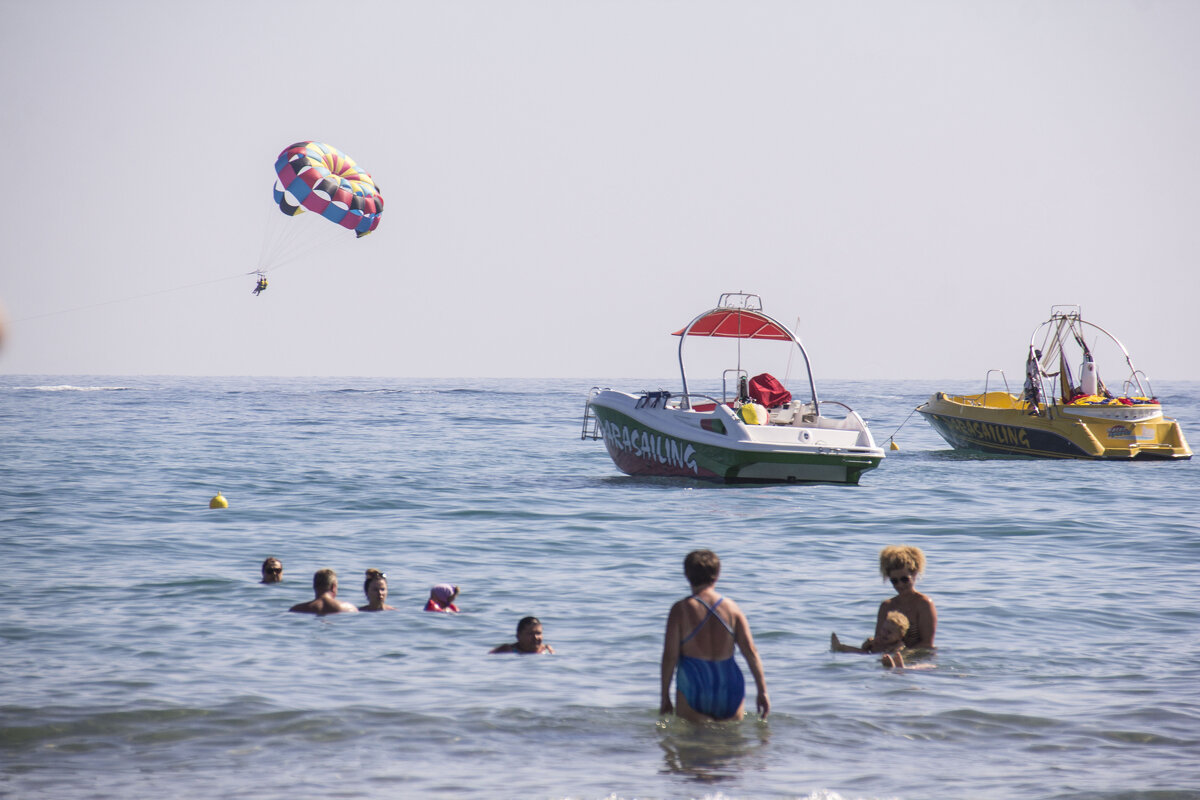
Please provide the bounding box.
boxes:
[657,716,771,784]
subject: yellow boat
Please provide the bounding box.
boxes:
[916,307,1191,460]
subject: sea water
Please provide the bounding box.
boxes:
[1,376,1197,800]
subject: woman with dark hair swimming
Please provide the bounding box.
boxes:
[359,569,395,611]
[660,550,769,723]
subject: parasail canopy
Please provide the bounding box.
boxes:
[673,309,794,341]
[273,141,383,238]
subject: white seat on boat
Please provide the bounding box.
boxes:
[770,405,796,425]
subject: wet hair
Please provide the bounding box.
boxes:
[516,616,541,635]
[363,568,386,595]
[884,610,910,637]
[879,545,925,579]
[262,557,281,572]
[683,550,721,587]
[313,568,337,594]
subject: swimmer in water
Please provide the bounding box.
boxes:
[424,584,459,613]
[359,568,395,611]
[289,568,358,615]
[660,549,769,723]
[832,610,909,667]
[831,544,937,655]
[490,616,553,654]
[261,557,283,584]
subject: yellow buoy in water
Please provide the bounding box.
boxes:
[889,440,900,451]
[209,491,228,509]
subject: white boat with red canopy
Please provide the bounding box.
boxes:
[582,292,884,484]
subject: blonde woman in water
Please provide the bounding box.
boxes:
[832,545,937,656]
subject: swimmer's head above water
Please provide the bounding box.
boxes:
[261,557,283,584]
[430,584,458,606]
[879,545,925,579]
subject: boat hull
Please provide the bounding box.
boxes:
[588,391,883,484]
[916,392,1192,460]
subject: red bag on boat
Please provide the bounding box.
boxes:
[748,373,792,408]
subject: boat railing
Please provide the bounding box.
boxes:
[814,400,868,429]
[981,369,1011,401]
[818,399,855,417]
[810,400,877,448]
[716,292,764,311]
[1126,370,1154,400]
[676,393,729,411]
[722,369,749,406]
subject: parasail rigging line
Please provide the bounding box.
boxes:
[13,272,249,323]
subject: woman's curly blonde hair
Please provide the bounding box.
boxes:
[879,545,925,578]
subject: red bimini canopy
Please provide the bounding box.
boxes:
[672,309,793,341]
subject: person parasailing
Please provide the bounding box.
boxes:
[251,141,384,298]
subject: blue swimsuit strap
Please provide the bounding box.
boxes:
[680,595,734,645]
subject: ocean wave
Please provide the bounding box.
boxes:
[4,384,135,392]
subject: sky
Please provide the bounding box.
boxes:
[1,0,1197,381]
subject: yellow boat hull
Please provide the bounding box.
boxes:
[916,391,1192,460]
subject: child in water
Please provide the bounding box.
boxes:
[424,584,459,613]
[831,610,910,668]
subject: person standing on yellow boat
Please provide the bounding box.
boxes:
[1024,348,1044,415]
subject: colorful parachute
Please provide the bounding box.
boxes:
[273,141,383,237]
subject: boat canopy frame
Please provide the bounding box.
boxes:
[1027,305,1153,404]
[673,292,819,413]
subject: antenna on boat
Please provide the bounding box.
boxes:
[782,316,801,385]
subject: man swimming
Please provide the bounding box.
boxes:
[660,550,769,723]
[490,616,554,654]
[261,557,283,584]
[289,568,358,615]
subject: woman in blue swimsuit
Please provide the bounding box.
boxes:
[660,550,769,723]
